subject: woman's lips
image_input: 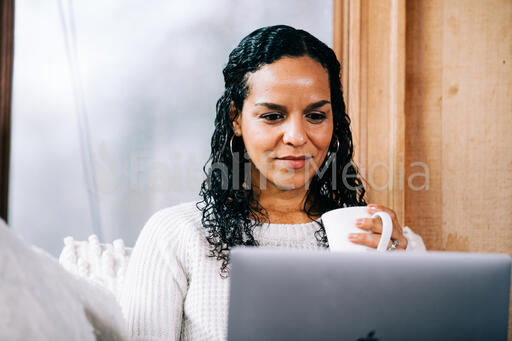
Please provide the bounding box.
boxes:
[275,156,312,170]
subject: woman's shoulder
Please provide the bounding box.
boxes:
[137,201,204,246]
[149,201,202,225]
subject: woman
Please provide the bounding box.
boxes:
[119,25,426,341]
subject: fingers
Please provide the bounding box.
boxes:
[365,204,404,242]
[348,233,407,250]
[355,217,380,232]
[349,203,409,250]
[367,204,397,220]
[348,233,382,249]
[356,215,402,240]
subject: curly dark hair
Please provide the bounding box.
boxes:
[196,25,366,277]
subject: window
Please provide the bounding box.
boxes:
[11,0,333,255]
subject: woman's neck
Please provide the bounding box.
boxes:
[252,183,319,224]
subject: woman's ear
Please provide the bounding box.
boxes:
[230,101,242,136]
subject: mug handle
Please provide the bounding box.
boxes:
[371,211,393,252]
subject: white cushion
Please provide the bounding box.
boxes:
[0,220,127,341]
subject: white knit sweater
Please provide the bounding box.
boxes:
[118,201,426,341]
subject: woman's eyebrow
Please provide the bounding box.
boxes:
[304,100,331,111]
[254,100,331,112]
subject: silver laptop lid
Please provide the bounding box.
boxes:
[228,248,510,341]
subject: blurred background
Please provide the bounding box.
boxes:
[9,0,333,255]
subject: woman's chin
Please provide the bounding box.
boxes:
[274,183,301,191]
[271,178,310,191]
[255,168,314,191]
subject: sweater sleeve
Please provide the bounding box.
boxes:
[119,209,189,341]
[402,226,427,251]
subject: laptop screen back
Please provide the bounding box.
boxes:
[228,248,510,341]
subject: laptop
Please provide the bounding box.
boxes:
[228,248,511,341]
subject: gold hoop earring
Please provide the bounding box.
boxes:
[325,135,339,159]
[319,135,339,174]
[331,135,340,155]
[229,135,235,156]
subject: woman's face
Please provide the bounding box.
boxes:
[233,56,334,191]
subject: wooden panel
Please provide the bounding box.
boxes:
[405,0,512,337]
[440,0,512,253]
[348,0,363,171]
[404,0,444,249]
[333,0,406,222]
[365,0,392,205]
[0,0,14,222]
[365,0,406,221]
[334,0,365,168]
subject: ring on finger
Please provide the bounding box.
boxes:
[388,240,400,251]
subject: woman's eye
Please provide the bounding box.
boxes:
[307,112,327,122]
[261,113,284,122]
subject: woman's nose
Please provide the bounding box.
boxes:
[282,115,307,146]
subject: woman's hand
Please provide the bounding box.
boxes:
[347,204,408,250]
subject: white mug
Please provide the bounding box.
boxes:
[321,206,393,252]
